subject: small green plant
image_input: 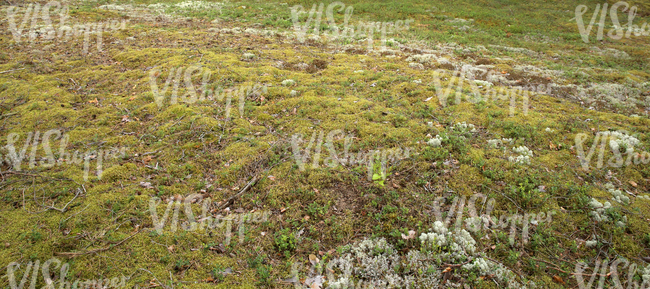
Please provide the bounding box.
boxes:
[174,259,191,272]
[371,157,388,187]
[211,264,227,282]
[256,265,272,286]
[307,201,330,218]
[274,229,296,257]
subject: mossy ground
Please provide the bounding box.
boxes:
[1,0,650,288]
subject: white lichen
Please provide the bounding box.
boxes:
[427,135,443,147]
[282,79,296,86]
[605,182,630,205]
[509,146,533,165]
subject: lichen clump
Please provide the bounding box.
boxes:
[323,222,529,288]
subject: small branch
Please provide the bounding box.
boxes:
[0,112,18,119]
[530,258,570,274]
[217,177,258,210]
[0,68,25,74]
[136,268,171,289]
[39,188,83,213]
[59,205,90,230]
[55,230,141,257]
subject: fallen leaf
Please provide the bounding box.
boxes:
[309,254,320,266]
[553,275,565,284]
[139,182,154,189]
[630,181,638,187]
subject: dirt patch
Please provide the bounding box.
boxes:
[475,58,493,65]
[276,59,329,74]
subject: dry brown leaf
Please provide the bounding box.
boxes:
[553,275,565,284]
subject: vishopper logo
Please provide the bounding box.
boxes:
[572,1,650,43]
[0,130,127,181]
[148,194,271,245]
[430,67,549,116]
[575,130,650,170]
[290,1,414,50]
[574,258,650,289]
[429,193,555,246]
[6,1,127,54]
[290,129,413,182]
[6,257,128,289]
[148,64,267,118]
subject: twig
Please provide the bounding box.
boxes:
[55,229,141,257]
[136,268,171,289]
[217,177,258,210]
[0,68,24,74]
[0,112,18,119]
[59,205,90,230]
[530,257,570,274]
[142,150,162,156]
[39,187,83,213]
[2,170,73,182]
